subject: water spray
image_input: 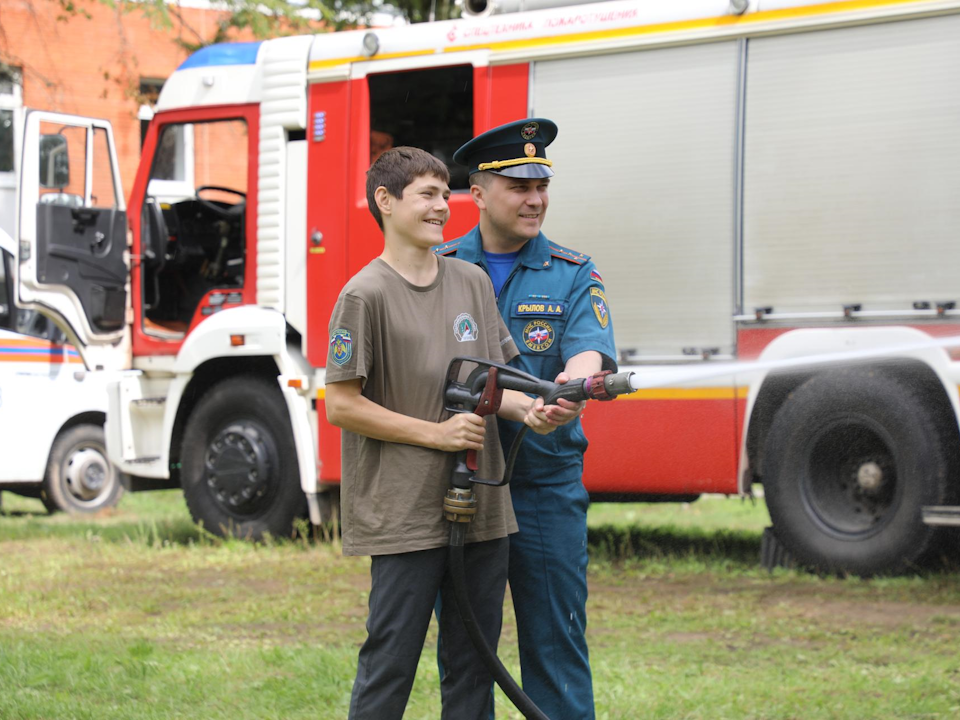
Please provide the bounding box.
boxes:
[623,332,960,391]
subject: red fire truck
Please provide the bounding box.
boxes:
[13,0,960,574]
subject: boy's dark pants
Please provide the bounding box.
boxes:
[349,537,509,720]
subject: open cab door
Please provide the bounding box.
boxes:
[16,111,129,370]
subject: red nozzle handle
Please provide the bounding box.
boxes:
[467,367,501,472]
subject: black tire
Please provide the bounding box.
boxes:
[762,369,952,575]
[180,376,305,540]
[41,424,125,514]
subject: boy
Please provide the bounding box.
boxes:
[325,147,559,720]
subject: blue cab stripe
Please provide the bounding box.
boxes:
[178,42,262,70]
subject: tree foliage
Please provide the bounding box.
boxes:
[103,0,337,50]
[57,0,463,49]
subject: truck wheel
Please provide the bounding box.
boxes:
[41,424,125,514]
[762,369,952,575]
[180,376,305,540]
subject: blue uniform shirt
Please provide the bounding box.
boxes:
[436,227,617,485]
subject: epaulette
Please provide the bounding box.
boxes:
[433,241,460,256]
[548,243,589,266]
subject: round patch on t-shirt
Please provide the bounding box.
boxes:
[454,313,478,342]
[330,328,353,365]
[523,319,555,352]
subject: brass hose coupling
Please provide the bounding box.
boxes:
[444,487,478,523]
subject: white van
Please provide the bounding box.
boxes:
[0,227,124,513]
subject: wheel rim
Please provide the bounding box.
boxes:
[800,417,899,538]
[202,422,277,517]
[63,446,115,506]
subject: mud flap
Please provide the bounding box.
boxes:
[760,526,797,571]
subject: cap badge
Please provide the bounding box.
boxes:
[524,143,537,158]
[520,122,539,140]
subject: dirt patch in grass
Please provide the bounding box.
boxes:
[585,573,960,650]
[768,596,960,628]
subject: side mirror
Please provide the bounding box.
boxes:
[39,134,70,188]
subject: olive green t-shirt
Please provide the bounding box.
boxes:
[326,256,520,556]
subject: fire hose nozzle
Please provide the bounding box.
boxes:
[581,370,615,400]
[541,369,637,405]
[593,370,635,400]
[441,358,638,491]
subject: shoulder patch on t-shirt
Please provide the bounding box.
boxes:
[330,328,353,365]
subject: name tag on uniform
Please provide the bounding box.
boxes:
[513,301,564,316]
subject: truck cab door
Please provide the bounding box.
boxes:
[16,111,127,352]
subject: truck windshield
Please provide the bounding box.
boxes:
[369,64,473,190]
[141,118,249,338]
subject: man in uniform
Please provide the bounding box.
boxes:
[435,118,617,719]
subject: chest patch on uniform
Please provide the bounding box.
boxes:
[523,320,555,352]
[590,287,610,329]
[514,301,564,316]
[454,313,479,342]
[330,329,353,365]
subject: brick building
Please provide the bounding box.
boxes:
[0,0,261,196]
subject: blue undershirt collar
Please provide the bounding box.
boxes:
[483,250,520,297]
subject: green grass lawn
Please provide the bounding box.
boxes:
[2,489,959,719]
[588,493,770,532]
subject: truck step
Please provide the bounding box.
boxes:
[922,506,960,527]
[131,397,166,407]
[126,456,161,465]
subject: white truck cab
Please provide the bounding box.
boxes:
[0,111,126,514]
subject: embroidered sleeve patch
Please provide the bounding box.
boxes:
[330,328,353,365]
[590,269,603,284]
[590,288,610,329]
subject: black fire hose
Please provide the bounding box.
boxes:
[448,513,551,720]
[442,357,636,720]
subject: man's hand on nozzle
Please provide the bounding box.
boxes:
[523,396,556,435]
[543,372,586,426]
[435,412,485,452]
